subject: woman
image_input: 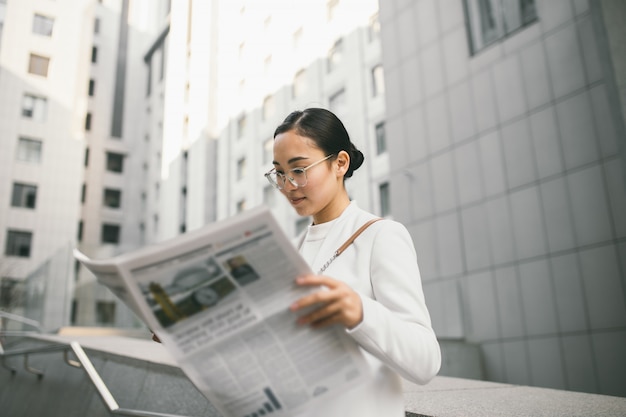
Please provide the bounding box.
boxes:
[265,108,441,416]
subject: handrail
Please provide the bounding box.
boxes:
[0,311,44,332]
[1,333,200,417]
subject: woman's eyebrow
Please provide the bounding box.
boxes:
[273,156,309,165]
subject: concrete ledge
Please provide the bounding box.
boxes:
[403,376,626,417]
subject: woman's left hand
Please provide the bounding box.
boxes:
[290,274,363,329]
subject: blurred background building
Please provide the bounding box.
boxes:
[0,0,624,397]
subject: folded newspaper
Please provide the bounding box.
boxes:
[74,205,368,417]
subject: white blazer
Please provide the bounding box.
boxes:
[296,201,441,417]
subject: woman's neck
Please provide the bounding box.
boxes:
[312,193,351,225]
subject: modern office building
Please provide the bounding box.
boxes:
[379,0,625,397]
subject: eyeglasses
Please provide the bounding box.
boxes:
[264,154,334,190]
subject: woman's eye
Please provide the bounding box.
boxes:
[292,168,305,175]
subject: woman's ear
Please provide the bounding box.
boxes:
[335,150,350,176]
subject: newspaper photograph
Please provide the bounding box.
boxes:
[74,205,368,417]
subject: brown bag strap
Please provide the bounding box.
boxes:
[335,218,383,256]
[317,218,382,273]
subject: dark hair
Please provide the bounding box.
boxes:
[273,108,364,178]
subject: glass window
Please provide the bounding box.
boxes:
[106,152,124,173]
[85,112,92,130]
[28,53,50,77]
[32,13,54,36]
[464,0,537,54]
[263,138,273,164]
[237,114,247,138]
[293,27,303,50]
[78,220,83,241]
[103,188,121,208]
[16,137,42,163]
[94,17,100,34]
[0,278,25,310]
[91,45,98,63]
[368,13,380,42]
[293,69,307,98]
[375,121,386,155]
[11,183,37,209]
[236,199,246,213]
[372,64,385,97]
[379,182,390,217]
[327,38,343,72]
[327,0,339,21]
[262,95,275,121]
[329,88,346,113]
[237,157,246,180]
[96,301,116,325]
[22,93,47,121]
[5,230,33,257]
[101,223,120,244]
[88,79,95,96]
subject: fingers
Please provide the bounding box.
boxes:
[290,275,363,329]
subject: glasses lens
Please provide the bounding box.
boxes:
[291,169,307,187]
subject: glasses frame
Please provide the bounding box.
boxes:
[264,154,334,190]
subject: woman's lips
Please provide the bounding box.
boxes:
[289,196,305,205]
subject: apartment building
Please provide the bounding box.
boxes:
[0,0,92,329]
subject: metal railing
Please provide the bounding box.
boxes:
[1,312,198,417]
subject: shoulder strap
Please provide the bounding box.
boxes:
[335,218,382,256]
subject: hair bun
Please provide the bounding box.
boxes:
[346,148,364,178]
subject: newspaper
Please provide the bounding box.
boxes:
[74,205,368,417]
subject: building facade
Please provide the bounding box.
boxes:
[379,0,626,397]
[0,0,92,329]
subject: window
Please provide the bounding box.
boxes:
[464,0,537,54]
[372,64,385,97]
[236,199,246,213]
[293,27,303,50]
[368,13,380,42]
[263,138,273,164]
[28,53,50,77]
[88,79,95,96]
[237,157,247,180]
[327,0,339,21]
[5,230,33,257]
[379,182,390,217]
[375,122,387,155]
[327,38,343,72]
[22,93,47,121]
[91,46,98,63]
[11,183,37,209]
[16,137,42,163]
[32,14,54,36]
[329,88,346,113]
[78,221,83,241]
[293,69,307,98]
[262,95,275,121]
[84,148,89,167]
[237,114,247,138]
[103,188,121,208]
[85,112,92,131]
[94,17,100,34]
[101,223,120,244]
[81,183,86,203]
[264,55,272,75]
[96,301,116,325]
[0,278,25,310]
[106,152,124,173]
